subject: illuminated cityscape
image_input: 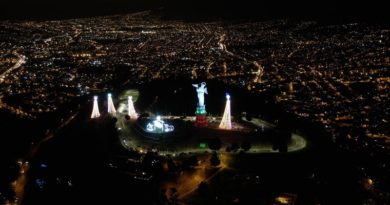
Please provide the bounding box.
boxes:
[0,2,389,205]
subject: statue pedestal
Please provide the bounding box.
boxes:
[195,115,208,127]
[195,105,208,127]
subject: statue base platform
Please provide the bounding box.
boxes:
[195,105,207,127]
[195,114,208,127]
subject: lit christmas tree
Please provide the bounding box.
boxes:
[219,94,232,130]
[91,96,100,119]
[107,93,116,114]
[127,96,138,119]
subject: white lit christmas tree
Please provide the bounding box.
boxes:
[127,96,138,119]
[107,93,116,114]
[219,94,232,129]
[91,96,100,119]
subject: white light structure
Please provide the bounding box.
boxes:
[127,96,138,119]
[192,82,208,107]
[219,94,232,130]
[91,96,100,119]
[146,116,174,133]
[107,93,116,114]
[193,82,208,126]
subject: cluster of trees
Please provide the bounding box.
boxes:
[208,137,252,153]
[271,130,291,153]
[207,137,253,167]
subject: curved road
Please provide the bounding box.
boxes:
[0,51,26,84]
[217,33,265,84]
[116,114,307,155]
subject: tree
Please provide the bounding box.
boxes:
[231,142,239,152]
[197,181,210,196]
[158,188,169,205]
[225,146,232,152]
[241,140,252,152]
[139,112,149,119]
[210,152,221,167]
[279,143,288,153]
[110,116,118,124]
[208,137,222,151]
[272,142,278,151]
[168,187,178,205]
[182,155,198,170]
[245,113,253,121]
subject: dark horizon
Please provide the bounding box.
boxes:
[0,0,389,23]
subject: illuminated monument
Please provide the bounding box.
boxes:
[107,93,116,114]
[193,82,208,127]
[146,116,174,133]
[127,96,138,119]
[91,96,100,119]
[219,94,232,129]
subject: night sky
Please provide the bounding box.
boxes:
[0,0,388,22]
